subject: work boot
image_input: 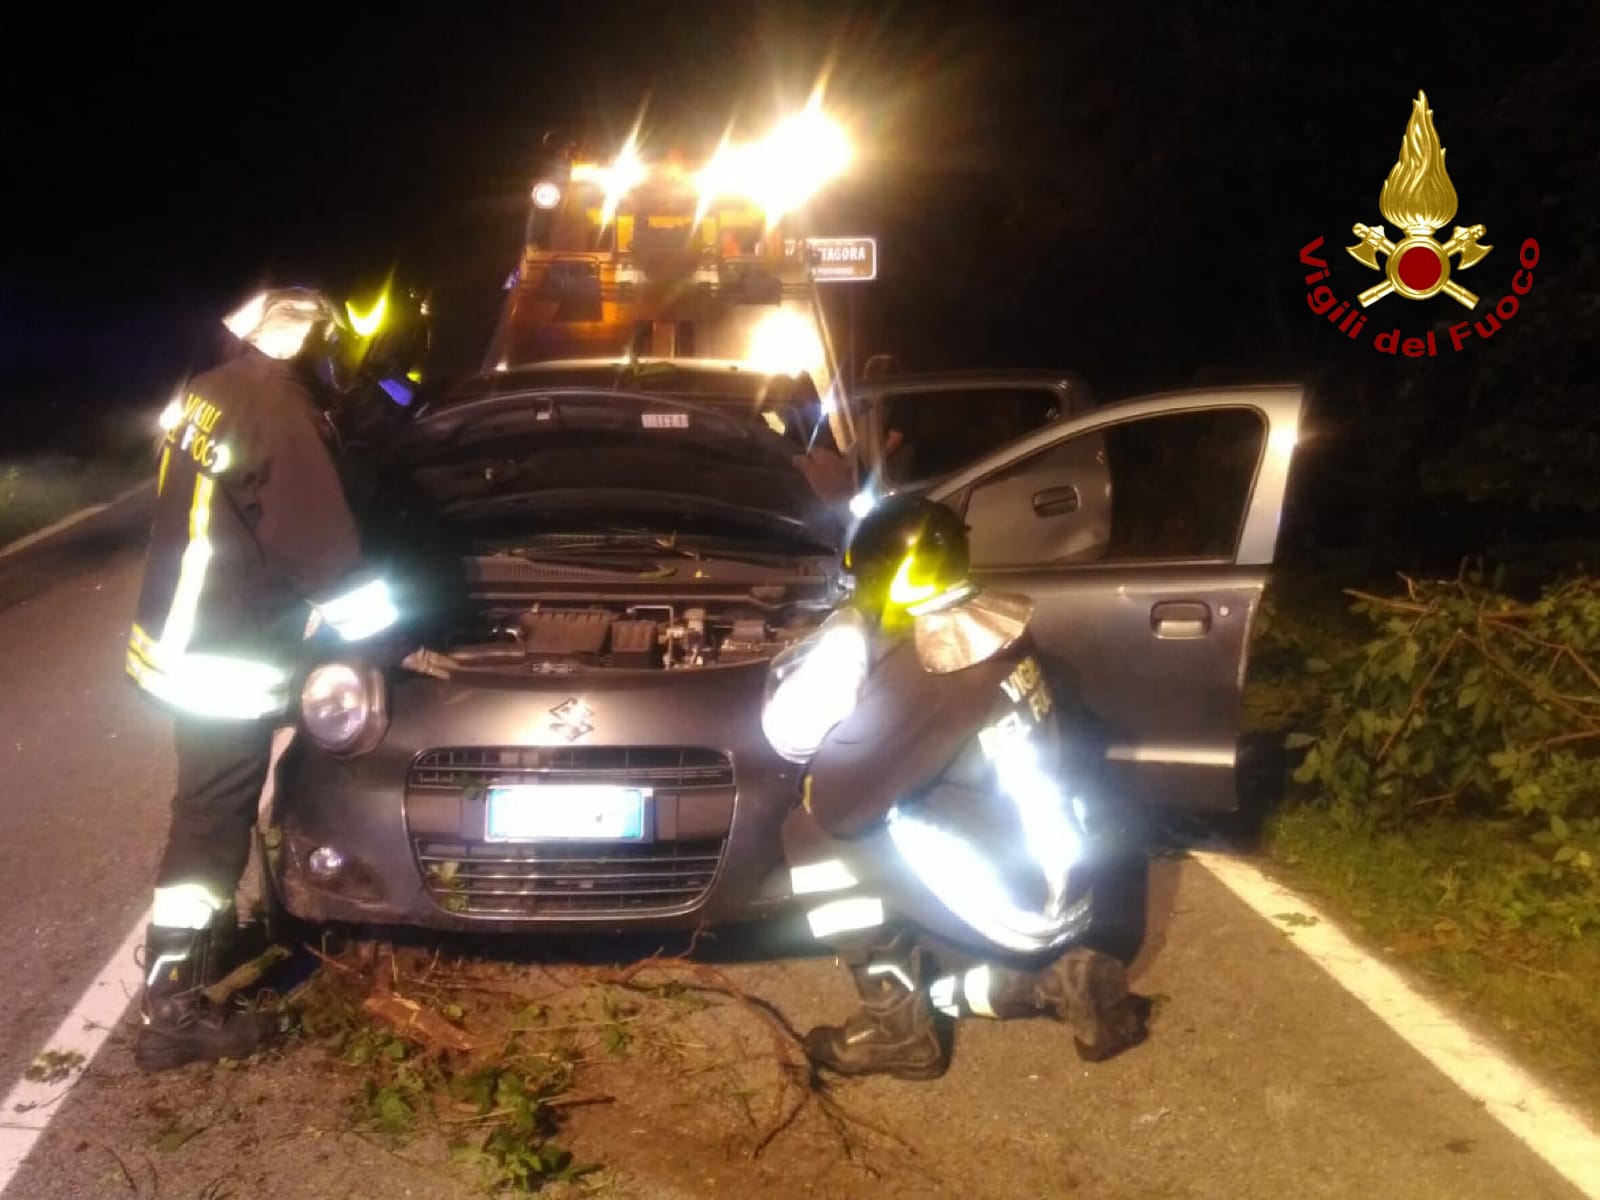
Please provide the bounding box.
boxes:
[134,925,272,1072]
[1037,946,1149,1062]
[805,947,951,1081]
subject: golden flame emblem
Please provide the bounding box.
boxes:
[1379,93,1458,236]
[1346,92,1491,309]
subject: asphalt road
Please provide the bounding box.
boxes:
[0,498,1585,1199]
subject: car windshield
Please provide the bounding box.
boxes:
[394,384,844,554]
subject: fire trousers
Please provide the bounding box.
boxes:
[154,717,275,908]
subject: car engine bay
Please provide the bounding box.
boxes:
[441,598,830,672]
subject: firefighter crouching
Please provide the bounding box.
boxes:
[770,497,1149,1079]
[126,286,417,1071]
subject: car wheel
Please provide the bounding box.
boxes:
[1144,733,1295,852]
[1215,731,1292,851]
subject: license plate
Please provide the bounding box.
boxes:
[485,785,648,841]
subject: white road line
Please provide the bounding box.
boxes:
[0,912,149,1196]
[1192,850,1600,1200]
[0,480,153,562]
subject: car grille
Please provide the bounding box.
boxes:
[408,745,735,790]
[412,838,727,916]
[407,747,733,917]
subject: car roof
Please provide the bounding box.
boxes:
[856,368,1093,393]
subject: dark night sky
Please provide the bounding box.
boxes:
[4,0,1597,555]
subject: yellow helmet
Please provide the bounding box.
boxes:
[338,284,431,393]
[843,496,973,632]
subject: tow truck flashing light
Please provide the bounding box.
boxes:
[532,96,853,230]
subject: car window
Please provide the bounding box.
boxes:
[962,406,1266,569]
[881,387,1061,485]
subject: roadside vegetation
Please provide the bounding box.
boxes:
[0,446,152,551]
[246,936,915,1196]
[0,401,155,556]
[1246,566,1600,1112]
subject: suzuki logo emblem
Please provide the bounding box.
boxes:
[548,698,595,742]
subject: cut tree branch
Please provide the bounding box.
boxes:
[1377,631,1463,764]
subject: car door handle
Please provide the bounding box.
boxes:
[1151,600,1211,638]
[1031,486,1080,517]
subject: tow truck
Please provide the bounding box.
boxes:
[472,110,1111,517]
[479,105,858,456]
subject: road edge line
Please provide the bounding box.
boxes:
[0,479,154,562]
[0,911,150,1195]
[1191,849,1600,1199]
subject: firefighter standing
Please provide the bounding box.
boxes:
[126,286,404,1071]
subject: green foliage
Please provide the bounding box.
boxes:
[1243,576,1367,732]
[448,1064,595,1193]
[425,858,470,913]
[281,954,593,1195]
[1289,570,1600,935]
[0,454,150,550]
[23,1048,85,1084]
[351,1031,435,1136]
[597,989,636,1057]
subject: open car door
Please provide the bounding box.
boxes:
[919,384,1303,814]
[854,371,1097,502]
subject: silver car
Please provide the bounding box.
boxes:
[263,361,1302,933]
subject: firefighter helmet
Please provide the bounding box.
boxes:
[844,495,972,631]
[348,285,431,388]
[222,287,341,362]
[315,283,430,399]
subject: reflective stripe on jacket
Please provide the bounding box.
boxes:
[128,348,359,719]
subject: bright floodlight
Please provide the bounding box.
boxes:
[695,96,853,225]
[757,103,852,218]
[746,308,824,378]
[600,132,648,229]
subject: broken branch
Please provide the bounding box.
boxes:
[361,994,477,1054]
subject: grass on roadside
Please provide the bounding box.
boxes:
[1264,801,1600,1115]
[1243,564,1600,1117]
[0,452,151,550]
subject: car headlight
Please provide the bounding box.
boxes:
[760,608,870,763]
[301,663,386,754]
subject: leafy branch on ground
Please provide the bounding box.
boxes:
[23,1048,86,1085]
[280,944,595,1195]
[1286,568,1600,937]
[272,939,914,1195]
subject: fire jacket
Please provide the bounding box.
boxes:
[803,629,1051,838]
[126,348,359,719]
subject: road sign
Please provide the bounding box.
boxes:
[806,236,877,283]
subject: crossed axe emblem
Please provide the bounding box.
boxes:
[1346,222,1492,309]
